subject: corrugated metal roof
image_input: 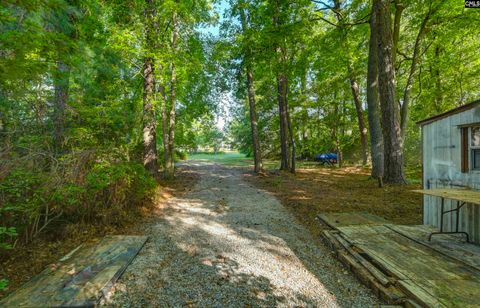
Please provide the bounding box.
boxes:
[417,100,480,126]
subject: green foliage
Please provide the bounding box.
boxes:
[222,0,480,167]
[0,227,17,250]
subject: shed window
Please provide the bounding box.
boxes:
[461,126,480,172]
[472,127,480,170]
[472,127,480,147]
[473,149,480,170]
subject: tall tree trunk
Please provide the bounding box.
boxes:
[433,45,443,113]
[392,0,404,68]
[53,60,70,154]
[273,0,294,172]
[348,73,368,166]
[142,0,159,178]
[367,9,384,178]
[239,3,263,173]
[334,0,368,166]
[333,96,344,168]
[246,69,263,173]
[165,10,178,179]
[374,0,406,184]
[276,73,290,170]
[284,81,295,173]
[159,83,170,175]
[143,57,159,178]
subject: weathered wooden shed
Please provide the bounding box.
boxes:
[418,100,480,243]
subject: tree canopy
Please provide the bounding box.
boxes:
[1,0,479,289]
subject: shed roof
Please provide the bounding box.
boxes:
[417,100,480,126]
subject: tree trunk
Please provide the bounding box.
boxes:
[392,0,404,68]
[239,4,263,173]
[285,83,296,174]
[143,57,159,178]
[273,0,294,172]
[276,73,290,170]
[53,60,70,154]
[433,45,443,113]
[142,0,159,178]
[349,73,368,166]
[333,0,368,166]
[163,10,178,179]
[246,69,263,173]
[374,0,406,184]
[367,6,384,178]
[159,83,170,175]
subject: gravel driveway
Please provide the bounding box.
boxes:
[107,161,379,307]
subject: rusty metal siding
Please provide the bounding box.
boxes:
[422,106,480,243]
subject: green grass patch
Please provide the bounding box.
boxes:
[188,152,254,167]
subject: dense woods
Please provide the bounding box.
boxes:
[227,0,480,180]
[1,0,479,292]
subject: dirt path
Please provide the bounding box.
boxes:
[108,162,379,307]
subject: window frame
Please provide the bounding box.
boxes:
[470,126,480,171]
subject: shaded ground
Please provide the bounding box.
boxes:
[246,166,422,239]
[108,161,379,307]
[0,168,197,299]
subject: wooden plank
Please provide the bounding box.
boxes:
[397,279,447,308]
[413,188,480,206]
[336,250,405,304]
[317,212,390,229]
[411,278,480,308]
[320,230,343,253]
[338,225,479,282]
[399,278,480,308]
[0,235,148,308]
[332,233,391,286]
[387,224,480,271]
[335,224,480,307]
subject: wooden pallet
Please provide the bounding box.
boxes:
[0,235,148,307]
[318,213,480,307]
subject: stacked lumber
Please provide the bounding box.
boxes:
[318,212,480,308]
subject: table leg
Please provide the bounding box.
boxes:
[428,198,470,242]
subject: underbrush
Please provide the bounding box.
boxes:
[0,149,157,292]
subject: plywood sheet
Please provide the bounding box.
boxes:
[336,224,480,307]
[399,278,480,308]
[0,235,148,307]
[339,225,478,281]
[387,224,480,271]
[317,212,390,229]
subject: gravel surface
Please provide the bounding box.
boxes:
[107,162,380,307]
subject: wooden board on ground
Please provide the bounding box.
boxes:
[0,235,148,308]
[317,212,390,229]
[336,224,480,307]
[387,224,480,271]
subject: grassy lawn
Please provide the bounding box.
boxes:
[188,152,253,167]
[187,151,422,184]
[188,151,423,240]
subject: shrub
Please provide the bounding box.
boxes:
[174,150,188,161]
[0,155,156,245]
